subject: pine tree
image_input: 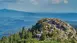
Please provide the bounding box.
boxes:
[21,27,25,39]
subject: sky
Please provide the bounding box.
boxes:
[0,0,77,13]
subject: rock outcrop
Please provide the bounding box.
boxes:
[32,18,77,41]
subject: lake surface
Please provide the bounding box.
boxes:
[0,9,77,38]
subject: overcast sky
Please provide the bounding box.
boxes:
[0,0,77,12]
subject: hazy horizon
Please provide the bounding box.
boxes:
[0,9,77,13]
[0,0,77,13]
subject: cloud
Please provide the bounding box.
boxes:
[30,0,49,6]
[30,0,69,5]
[0,0,75,13]
[51,0,61,4]
[30,0,38,5]
[51,0,68,4]
[64,0,68,4]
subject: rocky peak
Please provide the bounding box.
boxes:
[32,18,77,40]
[36,18,75,31]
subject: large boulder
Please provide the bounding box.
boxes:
[32,18,77,40]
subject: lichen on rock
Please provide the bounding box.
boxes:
[32,18,77,41]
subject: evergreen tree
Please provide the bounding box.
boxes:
[21,27,25,39]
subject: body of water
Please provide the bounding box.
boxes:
[0,9,77,37]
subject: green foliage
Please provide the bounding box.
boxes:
[39,40,60,43]
[40,33,46,41]
[0,26,77,43]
